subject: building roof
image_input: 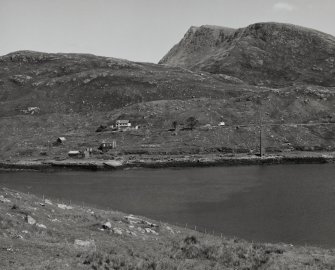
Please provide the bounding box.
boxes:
[116,120,129,124]
[68,151,80,154]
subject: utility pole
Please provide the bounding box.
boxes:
[259,122,263,157]
[259,105,263,157]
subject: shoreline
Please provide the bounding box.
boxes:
[1,187,335,269]
[1,151,334,171]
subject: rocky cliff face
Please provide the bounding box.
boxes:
[159,23,335,87]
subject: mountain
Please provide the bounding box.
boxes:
[159,22,335,87]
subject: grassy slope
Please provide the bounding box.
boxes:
[1,86,334,161]
[0,50,241,117]
[1,187,335,270]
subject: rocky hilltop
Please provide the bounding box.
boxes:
[159,22,335,87]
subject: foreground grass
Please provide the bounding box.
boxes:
[1,188,335,269]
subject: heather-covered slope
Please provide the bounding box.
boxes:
[0,50,243,117]
[1,86,335,161]
[159,23,335,87]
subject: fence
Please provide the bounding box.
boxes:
[37,194,228,239]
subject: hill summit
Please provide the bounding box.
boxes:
[159,22,335,87]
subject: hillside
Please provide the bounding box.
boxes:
[1,85,335,161]
[0,48,335,160]
[159,22,335,87]
[0,50,246,117]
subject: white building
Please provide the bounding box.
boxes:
[116,120,131,129]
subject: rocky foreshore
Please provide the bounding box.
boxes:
[1,186,335,269]
[1,152,334,171]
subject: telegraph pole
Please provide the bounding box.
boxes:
[259,123,263,157]
[259,105,263,157]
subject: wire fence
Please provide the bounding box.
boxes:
[163,220,226,238]
[39,194,227,238]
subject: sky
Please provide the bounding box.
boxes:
[1,0,335,63]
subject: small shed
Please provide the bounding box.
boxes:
[83,150,90,159]
[83,148,93,158]
[218,122,226,126]
[98,141,116,152]
[56,137,66,143]
[53,137,66,146]
[68,151,82,158]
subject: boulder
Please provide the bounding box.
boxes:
[137,227,146,234]
[10,74,32,85]
[102,221,112,230]
[51,218,60,222]
[57,203,73,210]
[112,228,123,235]
[44,199,53,205]
[124,215,158,227]
[74,239,96,251]
[145,228,159,235]
[0,195,11,203]
[36,223,47,229]
[25,215,36,225]
[166,226,175,234]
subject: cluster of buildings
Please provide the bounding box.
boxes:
[54,119,133,158]
[55,119,226,158]
[115,120,132,129]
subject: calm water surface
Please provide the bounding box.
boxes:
[1,164,335,248]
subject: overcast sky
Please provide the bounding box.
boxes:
[1,0,334,63]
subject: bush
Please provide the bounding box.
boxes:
[185,117,198,130]
[96,125,107,132]
[17,148,35,156]
[184,235,198,245]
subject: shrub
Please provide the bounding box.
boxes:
[184,235,198,245]
[185,117,198,130]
